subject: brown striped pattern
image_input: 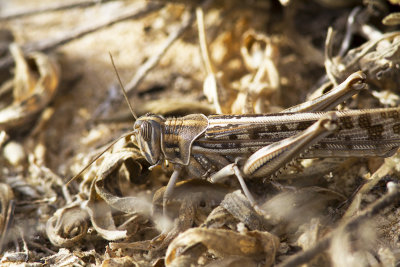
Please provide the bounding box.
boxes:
[162,114,208,165]
[135,108,400,180]
[191,108,400,159]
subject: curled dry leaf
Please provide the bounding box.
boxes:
[241,30,270,71]
[0,44,59,131]
[86,148,150,241]
[232,30,280,114]
[87,183,128,241]
[48,148,149,245]
[46,199,88,247]
[202,15,279,115]
[151,179,232,250]
[326,31,400,91]
[165,228,279,267]
[93,148,151,214]
[166,242,207,267]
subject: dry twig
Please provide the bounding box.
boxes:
[0,2,164,71]
[125,6,196,96]
[0,0,119,21]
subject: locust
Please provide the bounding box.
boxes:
[68,70,400,216]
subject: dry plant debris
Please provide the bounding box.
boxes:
[1,0,400,266]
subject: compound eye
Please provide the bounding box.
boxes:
[140,121,152,141]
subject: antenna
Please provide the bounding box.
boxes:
[65,53,140,186]
[65,131,136,186]
[109,52,138,120]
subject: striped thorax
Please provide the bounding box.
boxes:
[133,113,208,167]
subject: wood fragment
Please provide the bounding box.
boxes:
[0,0,120,21]
[0,2,164,71]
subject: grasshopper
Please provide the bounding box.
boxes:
[131,71,400,214]
[69,70,400,215]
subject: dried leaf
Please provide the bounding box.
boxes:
[85,148,150,241]
[151,180,232,250]
[241,30,276,72]
[87,185,128,241]
[46,200,88,247]
[382,12,400,26]
[0,252,29,266]
[232,30,280,114]
[0,44,59,131]
[220,190,272,231]
[343,154,398,219]
[326,31,400,91]
[94,149,152,214]
[43,248,86,267]
[166,228,279,266]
